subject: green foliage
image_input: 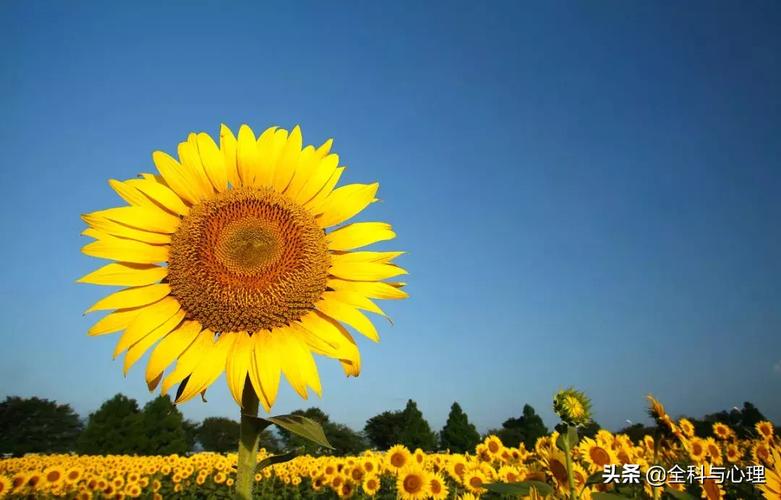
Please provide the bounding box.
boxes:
[77,394,145,454]
[439,402,480,453]
[275,408,362,455]
[0,396,83,456]
[491,404,549,449]
[139,395,189,454]
[688,402,767,439]
[398,400,437,451]
[198,417,241,453]
[364,410,405,450]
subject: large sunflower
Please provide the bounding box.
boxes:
[80,124,407,411]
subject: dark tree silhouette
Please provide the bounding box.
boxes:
[0,396,83,456]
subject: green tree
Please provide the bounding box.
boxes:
[77,394,145,454]
[492,404,549,449]
[198,417,240,453]
[0,396,83,456]
[398,400,437,451]
[277,408,363,455]
[439,402,480,453]
[139,395,188,454]
[364,410,405,450]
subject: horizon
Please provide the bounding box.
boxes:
[1,1,780,439]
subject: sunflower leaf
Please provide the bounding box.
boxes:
[247,414,333,450]
[484,480,554,496]
[257,449,300,471]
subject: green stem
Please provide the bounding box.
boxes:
[563,426,578,500]
[236,381,260,500]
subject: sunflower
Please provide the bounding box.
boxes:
[43,467,65,488]
[362,475,380,496]
[483,435,504,460]
[386,445,412,473]
[679,418,695,439]
[0,476,11,497]
[712,422,733,440]
[577,437,617,472]
[553,388,592,426]
[758,445,781,500]
[686,438,707,463]
[80,124,407,410]
[725,443,741,463]
[757,421,775,441]
[429,473,449,500]
[462,469,487,495]
[397,466,430,500]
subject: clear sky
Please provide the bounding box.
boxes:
[1,1,779,434]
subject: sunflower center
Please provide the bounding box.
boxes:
[168,187,330,333]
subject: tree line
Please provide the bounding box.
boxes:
[0,394,771,458]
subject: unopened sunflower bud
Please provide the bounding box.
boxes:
[553,388,592,426]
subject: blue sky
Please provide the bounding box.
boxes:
[1,1,779,434]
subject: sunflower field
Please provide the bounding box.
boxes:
[1,399,778,500]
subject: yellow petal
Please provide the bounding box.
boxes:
[315,183,379,228]
[315,138,333,159]
[316,298,379,342]
[196,132,228,192]
[329,261,407,281]
[145,320,201,387]
[89,206,181,234]
[256,128,288,188]
[275,328,310,399]
[109,179,152,207]
[248,332,281,412]
[88,307,145,336]
[81,214,172,245]
[272,125,302,192]
[237,124,262,187]
[77,263,168,287]
[81,237,168,264]
[297,312,361,376]
[225,331,252,406]
[321,290,385,316]
[161,329,214,395]
[220,124,240,188]
[253,127,279,187]
[178,134,215,199]
[283,145,317,198]
[113,297,181,358]
[294,154,339,205]
[176,333,236,403]
[326,222,395,250]
[331,251,405,264]
[123,309,186,375]
[152,150,200,205]
[125,178,190,216]
[85,284,171,313]
[327,279,408,300]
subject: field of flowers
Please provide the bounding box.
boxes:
[0,402,778,500]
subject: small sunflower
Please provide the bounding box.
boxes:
[79,124,406,410]
[463,469,487,495]
[686,438,708,463]
[679,418,695,439]
[396,466,430,500]
[756,421,775,441]
[725,443,741,463]
[484,435,504,460]
[386,445,412,473]
[428,473,449,500]
[553,388,592,426]
[362,475,380,496]
[577,437,617,472]
[712,422,733,440]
